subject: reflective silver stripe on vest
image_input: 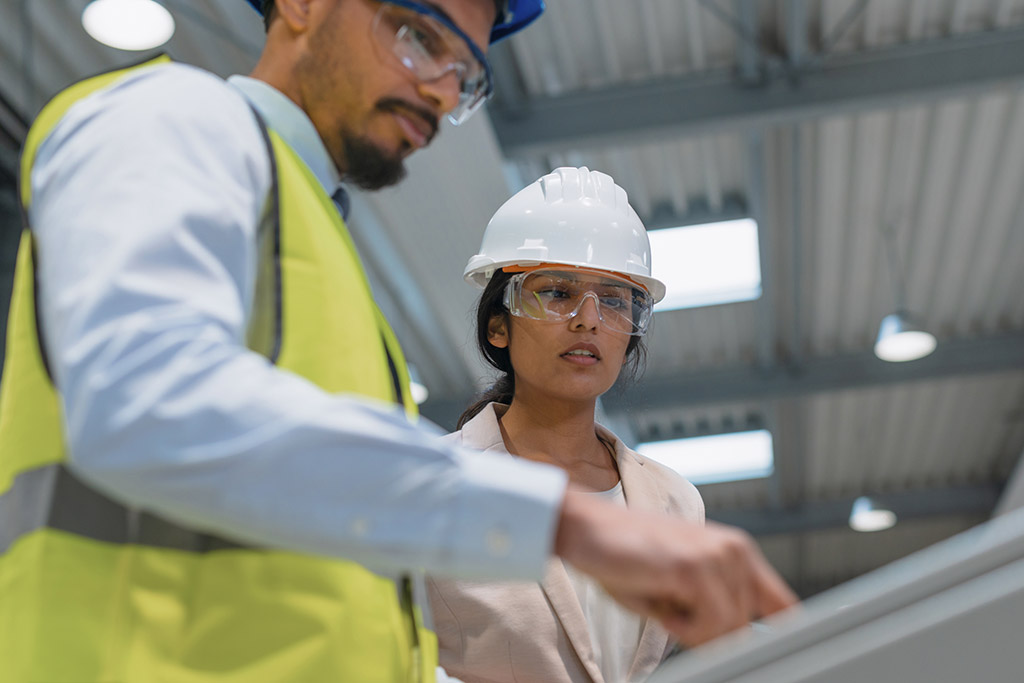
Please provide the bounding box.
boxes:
[0,463,249,554]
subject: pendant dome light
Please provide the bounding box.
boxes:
[874,311,937,362]
[875,222,937,363]
[849,496,897,532]
[82,0,175,51]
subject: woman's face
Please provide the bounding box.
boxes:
[489,270,635,405]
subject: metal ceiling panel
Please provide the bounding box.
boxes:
[800,371,1024,498]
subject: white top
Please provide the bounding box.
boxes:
[27,61,567,581]
[430,404,704,683]
[563,482,646,683]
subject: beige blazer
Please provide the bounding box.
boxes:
[428,403,704,683]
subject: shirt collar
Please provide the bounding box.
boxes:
[460,403,513,454]
[227,75,349,218]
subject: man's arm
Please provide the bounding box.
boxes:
[29,63,566,581]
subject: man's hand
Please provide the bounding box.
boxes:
[554,491,798,647]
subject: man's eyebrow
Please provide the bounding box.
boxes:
[420,1,457,26]
[418,0,495,54]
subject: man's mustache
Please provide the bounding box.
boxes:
[377,98,439,144]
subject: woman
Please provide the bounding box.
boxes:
[429,167,704,683]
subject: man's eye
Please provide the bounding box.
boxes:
[407,23,442,54]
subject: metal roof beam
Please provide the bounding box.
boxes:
[603,333,1024,412]
[712,483,999,536]
[422,333,1024,429]
[491,28,1024,156]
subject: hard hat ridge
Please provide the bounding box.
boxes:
[539,167,625,212]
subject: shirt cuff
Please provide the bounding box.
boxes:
[443,449,568,581]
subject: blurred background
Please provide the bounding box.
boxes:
[2,0,1023,599]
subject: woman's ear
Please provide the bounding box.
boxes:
[487,315,509,349]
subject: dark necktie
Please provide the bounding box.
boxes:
[331,186,351,222]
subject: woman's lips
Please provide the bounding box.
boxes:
[561,349,600,366]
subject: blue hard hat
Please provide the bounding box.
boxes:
[489,0,545,43]
[243,0,544,44]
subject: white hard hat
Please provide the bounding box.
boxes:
[464,167,666,302]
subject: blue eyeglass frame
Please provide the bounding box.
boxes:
[380,0,494,101]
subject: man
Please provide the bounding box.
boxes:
[0,1,796,681]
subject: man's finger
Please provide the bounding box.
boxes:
[718,542,756,629]
[750,551,800,616]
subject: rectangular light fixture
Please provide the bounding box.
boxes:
[636,429,774,485]
[648,218,762,312]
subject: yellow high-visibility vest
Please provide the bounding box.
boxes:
[0,56,437,682]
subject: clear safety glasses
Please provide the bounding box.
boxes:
[371,0,493,125]
[503,270,655,337]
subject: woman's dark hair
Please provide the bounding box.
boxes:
[261,0,275,32]
[457,270,648,428]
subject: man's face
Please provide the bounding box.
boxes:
[296,0,496,189]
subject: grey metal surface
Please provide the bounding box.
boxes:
[995,445,1024,516]
[649,506,1024,683]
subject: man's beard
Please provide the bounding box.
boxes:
[340,99,438,190]
[341,135,406,190]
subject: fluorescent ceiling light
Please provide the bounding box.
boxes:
[637,429,774,485]
[648,218,762,312]
[82,0,175,51]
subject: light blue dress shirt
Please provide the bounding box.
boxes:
[27,62,566,581]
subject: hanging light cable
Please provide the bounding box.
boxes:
[82,0,175,51]
[874,222,937,363]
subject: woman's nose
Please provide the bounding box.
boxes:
[570,292,603,329]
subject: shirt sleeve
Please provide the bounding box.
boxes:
[28,64,566,581]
